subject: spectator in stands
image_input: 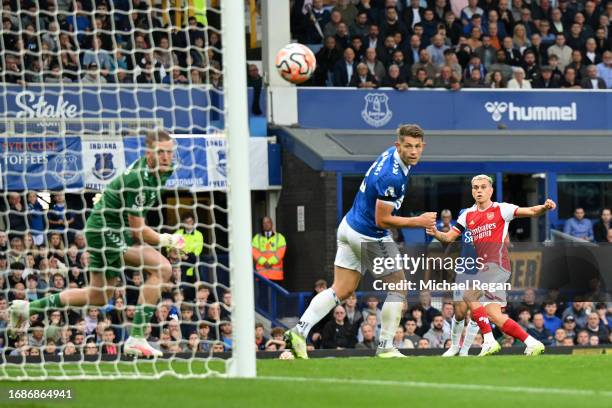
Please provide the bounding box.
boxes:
[82,63,107,84]
[487,70,507,88]
[26,192,46,246]
[350,62,378,88]
[333,47,358,86]
[433,65,454,88]
[463,68,486,87]
[426,34,450,67]
[543,302,563,333]
[343,293,362,337]
[501,36,521,66]
[553,328,567,346]
[561,67,581,88]
[83,36,113,80]
[355,323,377,350]
[528,312,553,345]
[575,329,590,346]
[597,51,612,88]
[562,315,577,342]
[361,295,382,323]
[581,64,608,89]
[532,66,561,88]
[548,34,573,71]
[313,36,342,86]
[265,327,286,351]
[6,192,27,237]
[564,208,594,241]
[403,317,421,347]
[409,67,434,87]
[507,67,532,89]
[563,302,589,328]
[393,326,413,349]
[593,208,611,243]
[175,212,203,301]
[304,0,330,44]
[358,313,380,343]
[411,49,437,79]
[350,11,370,39]
[381,64,410,89]
[363,48,386,83]
[255,322,268,351]
[417,338,430,349]
[585,312,610,343]
[163,66,189,85]
[252,216,286,282]
[423,313,449,348]
[321,305,356,349]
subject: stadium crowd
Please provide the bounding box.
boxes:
[0,191,610,357]
[0,0,223,86]
[0,191,231,357]
[267,281,612,352]
[291,0,612,89]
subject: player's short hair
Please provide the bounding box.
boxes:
[441,209,452,218]
[471,174,493,186]
[145,129,172,148]
[396,124,424,141]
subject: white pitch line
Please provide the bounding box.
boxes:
[256,376,612,398]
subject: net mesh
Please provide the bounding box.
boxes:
[0,0,237,380]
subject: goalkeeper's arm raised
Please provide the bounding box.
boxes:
[128,214,184,249]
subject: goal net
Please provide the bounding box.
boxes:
[0,0,255,380]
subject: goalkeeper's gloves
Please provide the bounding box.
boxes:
[159,233,185,250]
[92,193,103,206]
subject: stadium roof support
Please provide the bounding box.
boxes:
[274,127,612,174]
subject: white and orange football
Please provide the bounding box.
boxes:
[275,43,316,84]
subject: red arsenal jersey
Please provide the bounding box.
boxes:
[452,202,518,270]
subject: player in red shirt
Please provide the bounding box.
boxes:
[427,175,556,356]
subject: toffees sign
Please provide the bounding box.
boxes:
[298,89,612,130]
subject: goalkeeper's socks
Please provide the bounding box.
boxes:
[471,306,495,343]
[450,316,465,348]
[295,288,339,338]
[460,319,480,354]
[131,305,157,338]
[501,318,529,343]
[378,292,404,350]
[29,293,63,316]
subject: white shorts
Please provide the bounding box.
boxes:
[334,217,400,277]
[456,263,510,306]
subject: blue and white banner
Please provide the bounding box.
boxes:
[0,135,273,191]
[297,89,612,130]
[0,85,211,133]
[123,135,270,191]
[82,137,126,191]
[0,136,83,191]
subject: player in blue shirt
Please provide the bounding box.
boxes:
[285,124,437,358]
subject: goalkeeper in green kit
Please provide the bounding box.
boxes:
[9,130,185,357]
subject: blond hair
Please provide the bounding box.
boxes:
[471,174,493,186]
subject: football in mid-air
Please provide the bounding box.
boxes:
[275,43,316,84]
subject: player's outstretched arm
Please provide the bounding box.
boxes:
[514,199,557,218]
[128,214,185,249]
[425,225,461,243]
[374,200,437,229]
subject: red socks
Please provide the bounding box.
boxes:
[501,318,529,342]
[471,306,492,334]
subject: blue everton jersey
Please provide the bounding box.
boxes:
[345,147,410,238]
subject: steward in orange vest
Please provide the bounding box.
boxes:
[252,217,286,281]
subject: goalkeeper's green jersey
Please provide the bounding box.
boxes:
[86,157,174,232]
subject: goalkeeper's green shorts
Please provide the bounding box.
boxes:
[85,228,133,279]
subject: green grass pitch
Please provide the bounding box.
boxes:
[1,354,611,408]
